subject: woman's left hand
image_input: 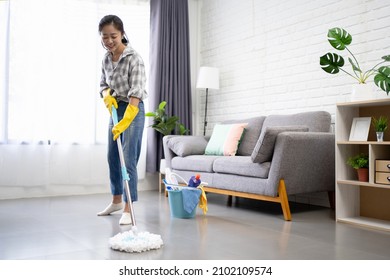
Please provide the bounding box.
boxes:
[112,104,139,140]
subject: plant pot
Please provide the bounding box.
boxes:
[376,131,384,142]
[357,168,369,182]
[351,84,375,102]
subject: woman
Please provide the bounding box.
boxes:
[97,15,147,225]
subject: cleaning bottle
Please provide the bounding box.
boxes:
[188,174,201,188]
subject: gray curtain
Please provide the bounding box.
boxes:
[147,0,192,172]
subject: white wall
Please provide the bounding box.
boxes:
[195,0,390,135]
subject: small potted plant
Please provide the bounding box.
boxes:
[320,27,390,97]
[347,153,369,182]
[145,101,189,136]
[145,101,189,172]
[372,116,388,142]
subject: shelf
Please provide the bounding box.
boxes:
[337,141,390,145]
[337,216,390,232]
[336,99,390,232]
[337,179,390,189]
[337,98,390,107]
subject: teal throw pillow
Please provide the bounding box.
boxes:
[205,123,247,156]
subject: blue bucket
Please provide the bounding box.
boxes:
[167,189,196,219]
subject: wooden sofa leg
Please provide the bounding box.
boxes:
[227,195,233,206]
[278,179,292,221]
[328,191,335,210]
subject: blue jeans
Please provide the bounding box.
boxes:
[107,101,145,202]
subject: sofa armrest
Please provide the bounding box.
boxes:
[266,132,335,196]
[163,135,209,168]
[163,135,176,169]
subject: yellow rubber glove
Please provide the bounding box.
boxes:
[112,104,139,141]
[103,88,118,115]
[198,186,208,215]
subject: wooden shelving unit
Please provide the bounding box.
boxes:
[336,98,390,232]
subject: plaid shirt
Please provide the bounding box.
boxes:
[100,45,147,102]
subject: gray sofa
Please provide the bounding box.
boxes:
[163,111,335,221]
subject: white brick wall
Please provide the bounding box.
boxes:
[195,0,390,135]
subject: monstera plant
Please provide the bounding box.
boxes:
[320,27,390,94]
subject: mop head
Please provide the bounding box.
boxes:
[109,226,163,253]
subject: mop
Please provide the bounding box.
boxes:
[108,106,163,253]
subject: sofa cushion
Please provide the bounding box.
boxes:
[205,123,247,156]
[262,111,331,132]
[171,155,220,173]
[213,156,271,178]
[167,136,208,157]
[222,116,266,156]
[251,126,309,163]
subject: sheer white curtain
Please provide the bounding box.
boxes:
[0,0,9,143]
[3,0,150,144]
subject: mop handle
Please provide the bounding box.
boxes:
[111,106,129,181]
[111,105,136,226]
[111,106,119,125]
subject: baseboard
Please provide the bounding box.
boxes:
[0,184,109,200]
[0,172,161,200]
[289,192,331,208]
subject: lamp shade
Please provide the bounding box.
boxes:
[196,67,219,89]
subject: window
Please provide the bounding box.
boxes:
[1,0,150,144]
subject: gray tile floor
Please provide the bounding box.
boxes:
[1,190,390,260]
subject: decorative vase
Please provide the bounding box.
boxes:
[351,84,375,102]
[357,168,369,182]
[376,131,384,142]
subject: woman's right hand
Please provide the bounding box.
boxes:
[103,88,118,115]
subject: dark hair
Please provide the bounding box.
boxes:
[98,15,128,44]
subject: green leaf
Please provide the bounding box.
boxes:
[374,66,390,94]
[152,116,178,135]
[320,53,345,74]
[347,153,368,169]
[166,116,179,125]
[153,126,170,136]
[158,101,167,110]
[382,55,390,62]
[328,27,352,50]
[348,57,361,73]
[156,108,166,118]
[177,123,189,135]
[145,112,156,117]
[372,116,388,132]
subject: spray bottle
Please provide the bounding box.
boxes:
[188,174,201,188]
